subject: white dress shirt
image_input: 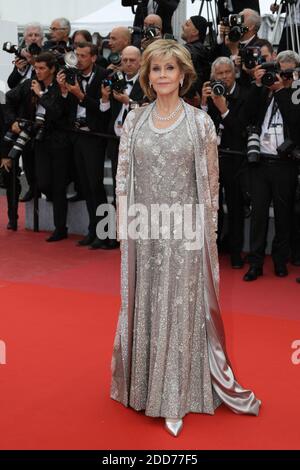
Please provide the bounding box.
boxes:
[100,72,139,137]
[260,97,284,156]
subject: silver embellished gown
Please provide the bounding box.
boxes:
[111,102,261,420]
[128,113,219,418]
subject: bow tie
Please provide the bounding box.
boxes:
[81,75,91,82]
[126,80,134,86]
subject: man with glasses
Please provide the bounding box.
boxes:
[44,18,72,50]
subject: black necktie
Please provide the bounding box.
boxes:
[126,80,134,86]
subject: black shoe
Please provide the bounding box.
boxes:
[19,190,34,203]
[89,238,120,251]
[243,266,263,282]
[46,229,68,243]
[68,194,84,203]
[231,253,244,269]
[77,234,95,247]
[274,264,288,277]
[7,220,17,231]
[100,239,120,250]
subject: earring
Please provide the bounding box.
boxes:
[180,79,184,87]
[149,81,153,88]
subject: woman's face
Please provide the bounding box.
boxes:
[149,55,184,98]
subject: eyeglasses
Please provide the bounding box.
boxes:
[49,27,66,32]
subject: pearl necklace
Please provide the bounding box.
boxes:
[152,101,182,121]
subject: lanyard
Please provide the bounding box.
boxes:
[267,99,280,130]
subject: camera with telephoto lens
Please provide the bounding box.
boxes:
[47,42,81,85]
[4,115,46,160]
[222,14,248,42]
[247,125,261,163]
[27,43,42,56]
[210,80,226,96]
[260,62,280,87]
[143,25,160,40]
[108,52,122,66]
[240,46,265,69]
[7,119,35,160]
[2,42,24,59]
[280,67,300,81]
[59,50,82,85]
[103,71,127,93]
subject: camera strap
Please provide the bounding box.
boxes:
[267,98,280,130]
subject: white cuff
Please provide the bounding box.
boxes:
[221,110,230,119]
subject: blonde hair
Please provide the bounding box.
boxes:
[139,39,197,100]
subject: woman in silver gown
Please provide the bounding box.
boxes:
[111,40,261,437]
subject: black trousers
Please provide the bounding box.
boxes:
[71,133,107,238]
[218,154,249,256]
[248,160,298,267]
[35,132,71,232]
[106,138,120,208]
[3,164,21,224]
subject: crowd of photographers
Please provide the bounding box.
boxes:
[0,6,300,281]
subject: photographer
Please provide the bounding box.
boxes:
[243,50,300,281]
[182,16,211,103]
[0,104,21,230]
[99,46,144,249]
[57,42,109,249]
[141,14,163,50]
[216,8,262,86]
[201,57,251,269]
[44,18,72,51]
[7,22,44,90]
[4,52,69,239]
[133,0,180,35]
[108,27,132,70]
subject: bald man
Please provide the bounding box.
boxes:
[141,14,163,49]
[108,27,131,54]
[144,14,163,31]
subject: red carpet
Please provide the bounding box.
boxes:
[0,197,300,450]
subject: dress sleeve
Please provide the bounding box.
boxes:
[116,112,133,199]
[204,113,220,232]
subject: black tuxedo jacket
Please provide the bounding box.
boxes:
[207,82,251,153]
[7,65,36,90]
[217,0,260,19]
[133,0,180,34]
[104,78,144,136]
[5,79,67,132]
[65,65,108,133]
